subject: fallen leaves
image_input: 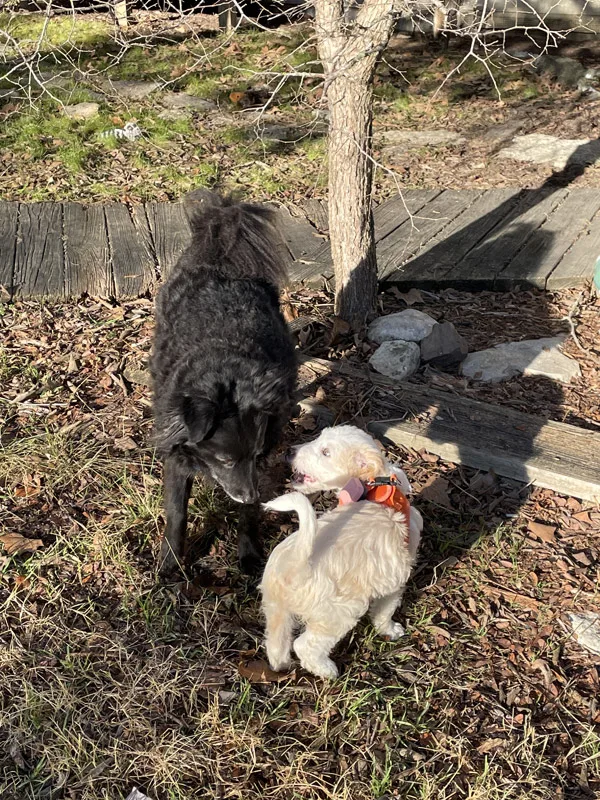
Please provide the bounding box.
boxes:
[419,476,452,509]
[0,532,44,556]
[237,659,294,684]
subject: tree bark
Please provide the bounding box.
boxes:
[315,0,396,327]
[326,69,377,327]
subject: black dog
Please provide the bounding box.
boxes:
[151,191,297,576]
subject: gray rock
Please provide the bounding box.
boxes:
[379,129,466,151]
[420,321,468,368]
[63,102,99,120]
[534,55,586,88]
[161,92,216,111]
[461,336,581,384]
[158,108,189,122]
[368,309,437,344]
[498,134,600,171]
[479,119,525,146]
[369,340,421,381]
[107,79,160,100]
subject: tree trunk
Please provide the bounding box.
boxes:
[327,70,377,327]
[314,0,396,327]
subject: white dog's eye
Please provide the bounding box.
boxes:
[321,448,330,457]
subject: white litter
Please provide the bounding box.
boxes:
[568,612,600,657]
[100,121,142,141]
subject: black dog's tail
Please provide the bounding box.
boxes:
[183,190,289,287]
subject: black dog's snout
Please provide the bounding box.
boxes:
[284,448,295,464]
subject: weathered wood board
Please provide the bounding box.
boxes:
[369,386,600,503]
[547,206,600,289]
[496,189,600,289]
[14,203,64,297]
[300,355,600,502]
[105,204,157,297]
[145,201,191,279]
[397,188,521,286]
[0,201,18,297]
[377,190,483,279]
[63,203,112,297]
[446,187,569,290]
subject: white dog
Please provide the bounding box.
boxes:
[260,426,423,679]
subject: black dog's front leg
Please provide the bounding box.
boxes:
[160,455,194,576]
[237,502,263,576]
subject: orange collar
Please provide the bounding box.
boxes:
[338,475,411,536]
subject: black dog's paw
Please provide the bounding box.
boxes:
[158,544,184,580]
[238,534,264,576]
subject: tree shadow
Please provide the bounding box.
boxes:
[331,138,599,574]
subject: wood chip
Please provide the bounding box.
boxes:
[527,521,557,543]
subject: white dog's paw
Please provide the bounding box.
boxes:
[268,657,292,673]
[378,621,406,641]
[307,658,339,680]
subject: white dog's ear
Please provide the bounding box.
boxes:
[354,449,385,481]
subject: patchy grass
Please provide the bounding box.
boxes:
[0,296,599,799]
[4,10,600,202]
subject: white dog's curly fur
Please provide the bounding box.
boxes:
[260,426,423,679]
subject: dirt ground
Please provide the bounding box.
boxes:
[1,10,600,800]
[1,287,599,800]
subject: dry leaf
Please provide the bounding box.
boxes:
[527,520,556,543]
[477,738,506,754]
[329,316,351,345]
[419,476,452,509]
[393,287,423,306]
[0,533,44,556]
[114,436,138,451]
[238,659,293,683]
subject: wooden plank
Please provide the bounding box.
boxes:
[0,201,18,297]
[63,203,111,297]
[300,198,329,234]
[446,187,569,290]
[377,190,482,280]
[277,205,325,262]
[368,386,600,503]
[14,203,63,298]
[546,207,600,289]
[395,188,521,287]
[300,355,600,501]
[145,202,191,280]
[495,189,600,290]
[104,204,157,298]
[373,189,442,243]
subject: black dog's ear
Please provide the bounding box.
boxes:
[182,395,216,443]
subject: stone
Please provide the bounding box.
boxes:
[107,79,160,100]
[368,309,437,344]
[534,55,587,88]
[158,108,189,122]
[161,92,216,111]
[498,134,600,171]
[63,102,99,120]
[369,341,421,382]
[478,119,525,147]
[420,321,468,368]
[461,336,581,384]
[379,129,466,150]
